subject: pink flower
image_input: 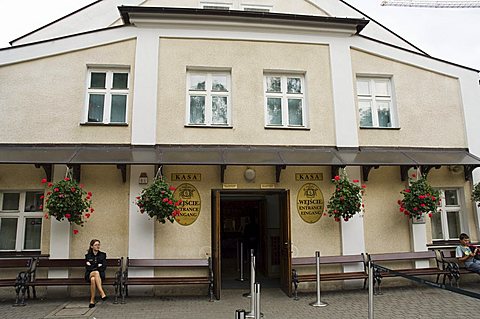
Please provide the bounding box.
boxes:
[168,200,173,205]
[64,177,70,181]
[353,179,359,183]
[169,186,176,191]
[41,178,47,184]
[420,203,426,207]
[39,205,43,209]
[40,195,44,199]
[334,176,340,181]
[163,198,169,202]
[70,187,76,192]
[54,188,59,192]
[65,213,71,219]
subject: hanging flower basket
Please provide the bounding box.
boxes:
[398,174,440,220]
[472,182,480,207]
[136,177,182,224]
[42,177,94,231]
[326,173,366,222]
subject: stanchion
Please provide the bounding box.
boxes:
[368,260,374,319]
[310,251,328,307]
[243,250,255,298]
[235,309,246,319]
[236,241,246,282]
[254,283,261,319]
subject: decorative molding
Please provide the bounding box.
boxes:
[34,164,53,182]
[117,164,127,183]
[361,165,379,182]
[275,165,286,183]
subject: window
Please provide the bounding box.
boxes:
[431,189,464,241]
[264,74,306,128]
[356,77,396,128]
[0,191,43,251]
[187,71,231,126]
[85,69,129,124]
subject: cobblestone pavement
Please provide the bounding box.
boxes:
[1,283,479,319]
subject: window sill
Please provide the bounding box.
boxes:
[80,122,128,127]
[0,251,48,258]
[359,126,400,130]
[427,239,477,250]
[184,124,233,129]
[264,126,310,131]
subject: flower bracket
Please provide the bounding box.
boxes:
[35,164,52,182]
[331,165,346,180]
[276,165,286,183]
[420,165,441,178]
[361,165,379,182]
[116,164,127,183]
[67,164,81,182]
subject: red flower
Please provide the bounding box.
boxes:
[169,186,176,191]
[420,203,426,207]
[47,191,52,195]
[397,200,402,205]
[73,229,79,235]
[85,213,91,218]
[70,187,76,192]
[400,207,405,212]
[54,188,59,192]
[79,184,84,188]
[39,205,43,210]
[323,213,327,216]
[64,177,70,181]
[353,179,359,183]
[173,210,180,216]
[411,173,416,178]
[41,178,47,184]
[48,182,53,187]
[334,217,340,222]
[334,176,340,181]
[44,214,49,219]
[340,196,345,201]
[136,196,141,200]
[361,184,367,189]
[86,195,91,200]
[163,198,169,202]
[413,207,418,211]
[87,192,92,197]
[90,208,95,213]
[65,213,71,219]
[40,195,44,199]
[428,213,432,218]
[404,189,411,193]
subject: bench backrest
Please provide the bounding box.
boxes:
[368,251,435,263]
[292,254,365,266]
[35,258,122,269]
[127,258,209,268]
[0,258,33,268]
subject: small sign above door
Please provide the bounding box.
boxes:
[171,173,201,181]
[295,173,323,181]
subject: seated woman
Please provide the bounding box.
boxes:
[85,239,108,307]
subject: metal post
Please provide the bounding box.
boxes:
[245,250,256,318]
[235,309,246,319]
[254,283,261,319]
[368,260,374,319]
[310,251,328,307]
[237,241,245,282]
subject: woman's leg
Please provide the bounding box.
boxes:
[91,271,106,298]
[89,274,97,304]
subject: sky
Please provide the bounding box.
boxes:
[0,0,479,70]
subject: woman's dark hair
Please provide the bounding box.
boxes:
[87,239,100,254]
[459,233,469,240]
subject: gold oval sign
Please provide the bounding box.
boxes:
[296,183,324,223]
[173,183,201,226]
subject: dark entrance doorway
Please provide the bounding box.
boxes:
[211,190,291,299]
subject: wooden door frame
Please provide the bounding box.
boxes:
[211,189,290,299]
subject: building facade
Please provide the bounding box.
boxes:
[1,0,480,298]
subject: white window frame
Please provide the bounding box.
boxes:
[432,188,466,241]
[264,74,307,128]
[0,191,44,252]
[356,76,398,128]
[186,71,232,127]
[84,68,129,124]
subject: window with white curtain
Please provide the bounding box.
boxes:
[431,189,464,241]
[356,77,397,128]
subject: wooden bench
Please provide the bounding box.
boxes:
[291,254,368,299]
[437,250,479,286]
[366,251,450,294]
[0,258,35,306]
[122,257,213,303]
[28,257,123,303]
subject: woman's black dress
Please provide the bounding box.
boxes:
[85,251,107,282]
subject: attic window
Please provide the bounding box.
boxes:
[203,5,230,10]
[243,7,270,12]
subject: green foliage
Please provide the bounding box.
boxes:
[472,182,480,207]
[136,177,181,224]
[398,177,440,219]
[43,177,93,228]
[326,173,365,222]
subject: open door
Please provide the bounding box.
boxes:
[211,190,221,300]
[279,190,292,297]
